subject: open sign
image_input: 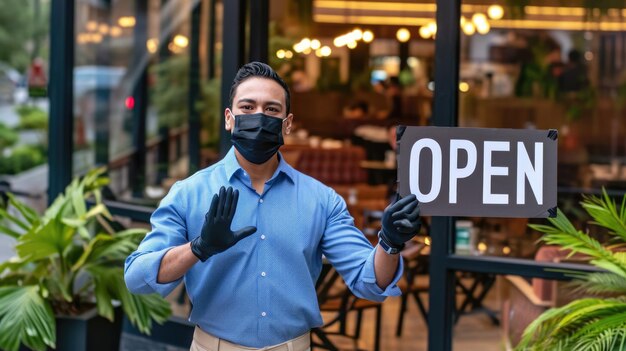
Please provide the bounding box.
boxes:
[397,127,557,218]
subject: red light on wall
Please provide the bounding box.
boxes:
[125,96,135,110]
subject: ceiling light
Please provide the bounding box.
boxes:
[362,30,374,43]
[173,35,189,48]
[488,5,504,20]
[396,28,411,42]
[462,22,476,35]
[311,39,321,50]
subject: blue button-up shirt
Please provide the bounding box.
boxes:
[124,147,402,348]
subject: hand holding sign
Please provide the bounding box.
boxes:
[380,194,421,250]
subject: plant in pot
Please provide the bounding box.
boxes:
[0,168,171,351]
[516,191,626,350]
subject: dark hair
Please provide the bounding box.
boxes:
[229,61,291,115]
[568,49,582,63]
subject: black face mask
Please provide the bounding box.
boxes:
[231,112,285,164]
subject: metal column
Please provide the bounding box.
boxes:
[130,0,148,197]
[249,0,269,63]
[189,2,201,174]
[428,0,461,350]
[48,0,75,204]
[219,0,246,156]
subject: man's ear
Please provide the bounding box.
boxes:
[284,113,294,134]
[225,108,234,131]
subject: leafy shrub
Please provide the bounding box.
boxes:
[0,144,46,175]
[0,123,18,151]
[517,191,626,350]
[15,105,48,130]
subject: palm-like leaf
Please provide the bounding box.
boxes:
[0,167,171,349]
[88,266,171,333]
[518,192,626,350]
[0,286,56,351]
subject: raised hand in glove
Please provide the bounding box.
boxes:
[379,194,421,253]
[191,186,257,262]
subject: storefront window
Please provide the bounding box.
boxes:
[73,0,223,202]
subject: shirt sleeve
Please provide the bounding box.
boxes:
[124,181,190,297]
[320,189,403,302]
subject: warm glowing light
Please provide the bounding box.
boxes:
[459,82,469,92]
[310,39,321,50]
[333,36,346,47]
[476,21,490,34]
[301,38,311,48]
[427,21,437,36]
[118,16,136,28]
[173,35,189,48]
[424,236,431,246]
[347,40,357,49]
[477,242,487,253]
[462,22,476,35]
[293,43,304,53]
[86,21,98,31]
[146,38,158,53]
[303,47,312,55]
[320,46,332,56]
[315,49,323,57]
[90,33,103,43]
[276,49,286,59]
[351,28,363,41]
[585,51,593,61]
[77,33,89,44]
[110,26,122,37]
[98,24,109,35]
[285,50,293,59]
[460,16,467,27]
[396,28,411,42]
[502,246,511,255]
[488,5,504,20]
[362,30,374,43]
[419,26,431,39]
[472,13,488,26]
[524,6,585,16]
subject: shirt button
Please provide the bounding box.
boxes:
[261,272,266,277]
[259,198,264,203]
[261,312,266,317]
[261,235,266,240]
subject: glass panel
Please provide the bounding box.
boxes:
[0,0,50,202]
[457,0,626,260]
[74,0,223,204]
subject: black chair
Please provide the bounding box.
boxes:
[313,263,383,351]
[362,208,431,337]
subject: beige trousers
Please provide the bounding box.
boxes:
[190,327,311,351]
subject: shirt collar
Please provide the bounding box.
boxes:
[224,147,296,184]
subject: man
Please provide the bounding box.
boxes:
[124,62,421,351]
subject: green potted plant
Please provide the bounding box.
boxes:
[0,168,171,351]
[516,191,626,350]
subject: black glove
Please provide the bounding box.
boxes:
[191,186,257,261]
[380,194,421,250]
